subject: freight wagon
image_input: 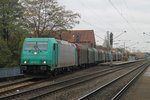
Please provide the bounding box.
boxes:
[75,44,88,67]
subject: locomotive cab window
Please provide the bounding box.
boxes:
[24,42,48,51]
[53,44,56,50]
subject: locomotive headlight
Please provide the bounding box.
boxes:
[24,61,27,64]
[34,52,37,55]
[43,61,46,64]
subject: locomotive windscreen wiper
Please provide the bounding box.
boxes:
[34,42,41,51]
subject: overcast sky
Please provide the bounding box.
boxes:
[57,0,150,52]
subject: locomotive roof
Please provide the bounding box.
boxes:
[25,38,52,41]
[24,38,57,43]
[56,39,75,47]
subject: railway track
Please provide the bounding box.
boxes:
[79,61,150,100]
[0,61,144,100]
[111,63,149,100]
[0,76,33,89]
[0,77,43,96]
[0,76,54,98]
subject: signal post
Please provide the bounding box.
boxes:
[110,32,113,66]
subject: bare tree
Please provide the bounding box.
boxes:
[21,0,80,37]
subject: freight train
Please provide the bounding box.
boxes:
[20,38,123,75]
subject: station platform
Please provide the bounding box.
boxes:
[121,65,150,100]
[100,60,138,66]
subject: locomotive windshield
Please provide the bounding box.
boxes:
[24,42,48,51]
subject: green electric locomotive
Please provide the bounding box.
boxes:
[21,38,77,74]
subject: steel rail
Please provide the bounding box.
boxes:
[0,78,48,97]
[0,60,145,98]
[78,62,147,100]
[0,63,134,100]
[29,62,143,100]
[111,63,150,100]
[0,76,34,89]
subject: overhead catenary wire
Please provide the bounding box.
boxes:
[78,1,121,42]
[81,19,106,32]
[108,0,138,34]
[120,0,143,33]
[81,19,105,40]
[78,0,111,29]
[68,0,128,43]
[78,0,130,42]
[72,0,108,42]
[58,0,150,52]
[79,0,127,31]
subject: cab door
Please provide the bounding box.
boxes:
[53,43,58,67]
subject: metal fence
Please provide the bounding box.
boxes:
[0,67,21,78]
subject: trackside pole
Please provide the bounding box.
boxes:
[109,32,113,67]
[110,49,113,67]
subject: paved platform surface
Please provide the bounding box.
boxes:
[121,66,150,100]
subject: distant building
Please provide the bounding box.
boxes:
[96,45,109,51]
[42,30,96,48]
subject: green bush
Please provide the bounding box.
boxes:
[0,38,12,67]
[0,32,30,67]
